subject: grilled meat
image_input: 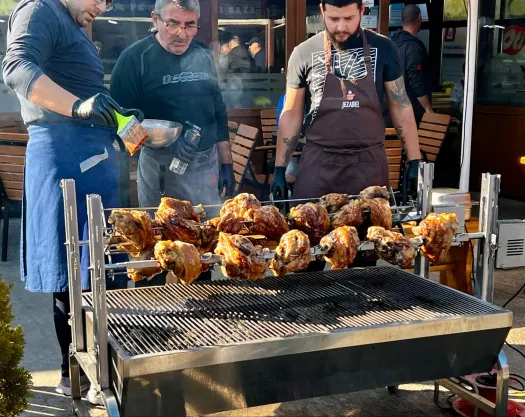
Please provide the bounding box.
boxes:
[245,205,289,240]
[270,230,311,277]
[127,247,162,282]
[320,226,360,269]
[360,186,389,200]
[200,220,220,254]
[158,197,205,221]
[320,193,350,214]
[412,213,459,263]
[220,193,261,220]
[289,203,331,245]
[331,200,365,229]
[155,207,201,246]
[361,198,392,229]
[108,210,155,252]
[208,213,244,235]
[154,240,202,285]
[367,226,417,269]
[214,232,268,280]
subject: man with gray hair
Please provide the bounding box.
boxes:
[111,0,234,212]
[391,4,433,125]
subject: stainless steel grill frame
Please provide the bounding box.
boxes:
[61,163,511,417]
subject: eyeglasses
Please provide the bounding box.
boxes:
[158,16,200,35]
[95,0,114,12]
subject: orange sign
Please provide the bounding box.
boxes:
[503,25,525,56]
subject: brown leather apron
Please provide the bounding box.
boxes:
[293,29,389,199]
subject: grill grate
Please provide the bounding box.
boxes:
[83,267,502,356]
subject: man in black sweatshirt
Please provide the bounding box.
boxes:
[391,5,433,125]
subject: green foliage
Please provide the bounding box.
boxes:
[444,0,468,21]
[442,81,456,89]
[0,0,18,16]
[0,276,32,417]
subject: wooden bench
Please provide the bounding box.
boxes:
[0,132,29,261]
[418,113,451,162]
[384,139,403,191]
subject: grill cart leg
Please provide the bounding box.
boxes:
[100,390,120,417]
[70,354,90,417]
[495,350,509,417]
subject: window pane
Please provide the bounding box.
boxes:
[444,0,468,21]
[216,0,286,108]
[505,0,525,19]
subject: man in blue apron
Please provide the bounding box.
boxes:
[110,0,234,216]
[271,0,421,201]
[2,0,143,396]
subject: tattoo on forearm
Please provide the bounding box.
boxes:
[395,125,407,149]
[388,77,411,108]
[283,135,299,165]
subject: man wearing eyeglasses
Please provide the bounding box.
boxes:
[2,0,142,398]
[110,0,233,215]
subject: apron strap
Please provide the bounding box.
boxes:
[323,30,333,74]
[361,29,373,79]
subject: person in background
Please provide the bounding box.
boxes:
[391,4,433,125]
[451,63,465,121]
[110,0,233,213]
[216,40,231,73]
[226,35,255,73]
[2,0,142,398]
[246,36,265,72]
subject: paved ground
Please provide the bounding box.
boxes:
[2,195,525,417]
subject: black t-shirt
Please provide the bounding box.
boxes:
[110,35,229,150]
[287,29,402,128]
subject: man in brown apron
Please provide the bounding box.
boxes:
[271,0,422,201]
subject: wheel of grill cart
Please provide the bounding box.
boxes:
[387,385,399,394]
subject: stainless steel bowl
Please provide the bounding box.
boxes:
[142,119,183,148]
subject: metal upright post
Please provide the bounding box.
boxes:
[414,162,434,278]
[475,173,501,303]
[495,350,510,417]
[87,194,110,391]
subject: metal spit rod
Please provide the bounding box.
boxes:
[414,162,434,279]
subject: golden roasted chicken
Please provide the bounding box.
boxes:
[361,198,392,229]
[289,203,331,245]
[154,240,202,285]
[158,197,205,221]
[220,193,261,220]
[331,200,365,229]
[270,230,311,277]
[209,213,244,235]
[360,186,389,200]
[412,212,459,263]
[155,207,201,246]
[320,226,360,269]
[200,221,220,254]
[108,210,156,252]
[320,193,350,214]
[127,247,162,282]
[245,205,289,240]
[367,226,418,269]
[214,232,268,280]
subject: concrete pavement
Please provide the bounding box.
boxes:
[1,194,525,417]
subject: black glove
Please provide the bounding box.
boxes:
[72,93,144,127]
[270,166,288,200]
[406,159,421,200]
[170,132,199,164]
[218,163,235,197]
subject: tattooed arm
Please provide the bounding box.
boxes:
[385,76,421,161]
[275,86,306,167]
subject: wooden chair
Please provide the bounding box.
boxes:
[418,113,452,162]
[231,124,274,198]
[384,138,403,191]
[260,108,277,144]
[228,121,239,142]
[0,132,28,261]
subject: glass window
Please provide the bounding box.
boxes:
[505,0,525,19]
[444,0,468,21]
[216,0,286,108]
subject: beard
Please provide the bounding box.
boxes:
[324,19,360,51]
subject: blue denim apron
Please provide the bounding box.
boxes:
[138,144,221,217]
[22,124,126,292]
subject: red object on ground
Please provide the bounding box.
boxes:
[452,372,525,417]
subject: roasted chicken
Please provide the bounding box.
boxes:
[245,205,289,240]
[220,193,261,220]
[127,247,162,282]
[361,198,392,229]
[154,240,202,285]
[412,213,459,263]
[155,207,201,246]
[209,213,244,234]
[289,203,331,245]
[200,220,220,254]
[320,193,350,214]
[320,226,360,269]
[108,210,156,252]
[360,186,389,200]
[331,200,365,229]
[367,226,420,269]
[270,230,311,277]
[214,232,268,280]
[158,197,205,222]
